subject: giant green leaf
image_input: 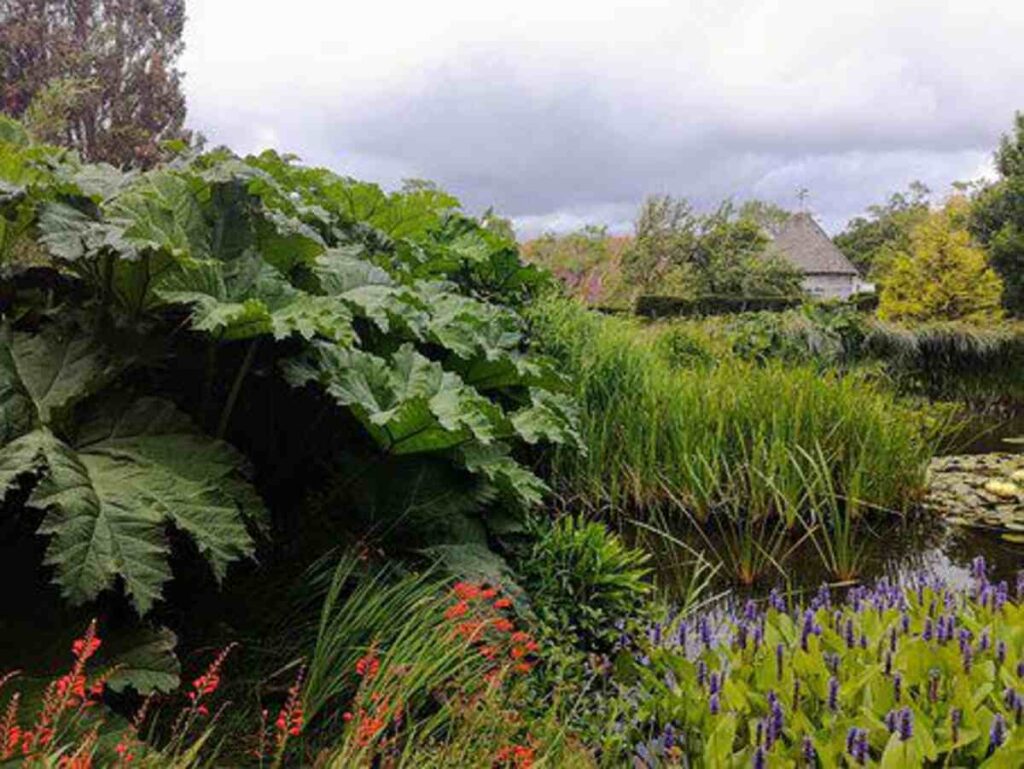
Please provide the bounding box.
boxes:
[101,625,181,694]
[0,324,124,441]
[310,247,428,335]
[283,342,504,455]
[458,442,548,508]
[23,397,266,615]
[510,389,582,448]
[256,208,325,274]
[157,252,355,343]
[102,170,210,261]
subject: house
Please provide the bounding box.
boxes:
[768,212,872,300]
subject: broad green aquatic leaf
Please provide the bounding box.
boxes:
[101,625,181,694]
[448,230,491,264]
[29,397,265,615]
[419,285,523,359]
[310,247,427,334]
[703,713,738,768]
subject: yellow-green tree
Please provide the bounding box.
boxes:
[878,197,1004,323]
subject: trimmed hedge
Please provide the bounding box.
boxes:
[634,294,802,318]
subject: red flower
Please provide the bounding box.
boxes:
[493,598,513,609]
[493,618,514,633]
[445,600,470,620]
[355,653,380,679]
[71,636,101,663]
[453,582,482,600]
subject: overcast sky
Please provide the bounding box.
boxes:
[181,1,1024,238]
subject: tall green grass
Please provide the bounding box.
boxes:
[530,298,942,529]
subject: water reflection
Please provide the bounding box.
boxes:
[640,513,1023,606]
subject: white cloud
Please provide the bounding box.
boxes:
[181,0,1024,234]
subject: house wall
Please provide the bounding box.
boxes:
[802,274,860,299]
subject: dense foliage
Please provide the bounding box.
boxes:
[879,197,1003,323]
[971,112,1024,316]
[0,124,577,688]
[529,298,936,536]
[614,559,1024,768]
[621,197,803,302]
[833,182,932,279]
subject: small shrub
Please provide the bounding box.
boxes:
[518,515,652,652]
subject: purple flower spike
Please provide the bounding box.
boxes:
[828,676,839,711]
[802,735,816,763]
[951,708,962,744]
[893,672,903,703]
[776,643,784,680]
[846,728,868,765]
[972,555,988,582]
[998,640,1007,665]
[699,617,713,649]
[884,709,897,732]
[898,707,914,741]
[662,723,675,751]
[990,713,1007,753]
[753,746,766,769]
[709,692,720,715]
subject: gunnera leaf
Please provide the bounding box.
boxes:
[0,324,125,442]
[25,397,266,615]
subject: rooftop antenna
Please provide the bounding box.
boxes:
[796,187,810,213]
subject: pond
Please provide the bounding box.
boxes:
[642,409,1024,607]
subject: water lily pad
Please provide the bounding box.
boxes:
[983,480,1021,498]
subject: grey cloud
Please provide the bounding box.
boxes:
[184,7,1022,238]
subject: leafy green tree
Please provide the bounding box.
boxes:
[690,203,797,297]
[737,198,792,236]
[0,0,188,166]
[480,206,516,242]
[621,195,698,292]
[525,225,609,277]
[879,197,1003,323]
[833,182,931,278]
[970,112,1024,315]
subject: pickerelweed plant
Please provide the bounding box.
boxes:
[610,557,1024,768]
